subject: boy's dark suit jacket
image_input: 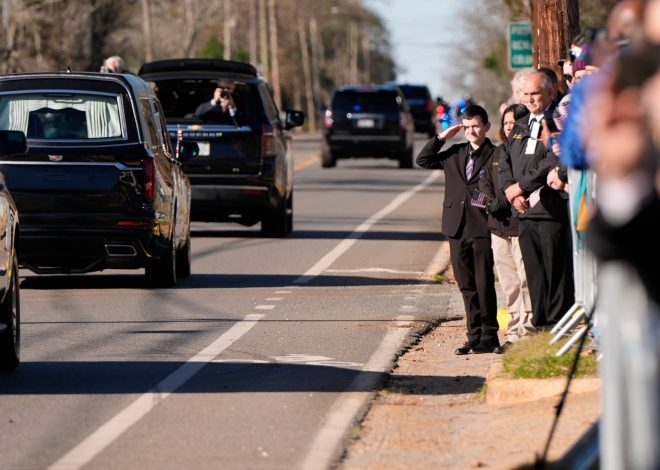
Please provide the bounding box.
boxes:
[416,136,495,239]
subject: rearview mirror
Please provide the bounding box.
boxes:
[284,110,305,130]
[0,130,27,155]
[177,141,199,162]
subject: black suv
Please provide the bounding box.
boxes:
[322,85,414,168]
[395,84,436,137]
[0,72,196,286]
[139,59,305,237]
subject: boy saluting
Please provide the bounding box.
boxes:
[417,105,500,355]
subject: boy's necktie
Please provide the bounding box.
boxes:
[465,150,475,180]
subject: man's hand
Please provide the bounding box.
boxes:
[512,195,528,213]
[505,183,524,202]
[438,124,463,140]
[547,167,566,191]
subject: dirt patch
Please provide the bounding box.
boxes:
[339,320,600,470]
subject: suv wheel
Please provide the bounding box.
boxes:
[321,145,336,168]
[262,195,290,237]
[0,252,20,371]
[399,146,414,169]
[146,237,177,287]
[176,231,192,278]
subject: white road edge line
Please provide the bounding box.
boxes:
[293,170,441,285]
[299,315,415,470]
[48,313,265,470]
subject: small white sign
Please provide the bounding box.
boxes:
[197,141,210,156]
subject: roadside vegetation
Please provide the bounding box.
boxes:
[502,331,598,379]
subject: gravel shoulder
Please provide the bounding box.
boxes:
[339,316,600,470]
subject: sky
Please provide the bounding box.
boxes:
[363,0,467,101]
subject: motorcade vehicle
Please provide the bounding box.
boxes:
[394,83,436,137]
[0,72,196,287]
[322,85,415,168]
[138,59,305,237]
[0,131,21,371]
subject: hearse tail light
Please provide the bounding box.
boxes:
[143,157,155,201]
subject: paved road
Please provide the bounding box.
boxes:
[0,134,458,469]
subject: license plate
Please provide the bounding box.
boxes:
[197,141,210,156]
[357,119,375,128]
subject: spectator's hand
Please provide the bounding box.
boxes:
[547,167,566,191]
[551,134,561,156]
[505,183,524,202]
[439,124,463,140]
[512,195,528,213]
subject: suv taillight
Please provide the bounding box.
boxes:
[143,157,155,201]
[261,123,275,157]
[324,108,334,129]
[399,111,408,129]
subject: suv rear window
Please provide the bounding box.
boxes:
[149,79,263,127]
[332,91,401,114]
[398,86,430,100]
[0,92,123,139]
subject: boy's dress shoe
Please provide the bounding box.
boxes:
[471,340,500,354]
[454,341,478,355]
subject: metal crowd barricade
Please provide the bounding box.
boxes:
[598,263,660,470]
[550,168,598,354]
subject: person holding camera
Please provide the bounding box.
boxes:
[194,87,238,124]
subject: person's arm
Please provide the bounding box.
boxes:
[518,146,559,192]
[416,124,463,169]
[480,148,509,215]
[194,101,214,119]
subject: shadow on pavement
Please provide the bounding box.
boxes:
[0,361,483,396]
[20,273,436,290]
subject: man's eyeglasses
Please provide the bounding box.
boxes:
[563,74,574,83]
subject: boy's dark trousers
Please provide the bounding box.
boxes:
[449,233,499,345]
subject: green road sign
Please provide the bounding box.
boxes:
[508,22,533,70]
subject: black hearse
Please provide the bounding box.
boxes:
[0,72,196,287]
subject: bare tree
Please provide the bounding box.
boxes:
[141,0,154,62]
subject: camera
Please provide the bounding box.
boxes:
[220,88,230,99]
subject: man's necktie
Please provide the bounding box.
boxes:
[465,150,475,180]
[529,117,541,138]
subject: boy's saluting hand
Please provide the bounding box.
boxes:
[438,124,463,140]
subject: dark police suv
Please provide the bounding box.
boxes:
[139,59,305,237]
[322,85,415,168]
[0,72,196,287]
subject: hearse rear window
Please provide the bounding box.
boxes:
[0,92,123,140]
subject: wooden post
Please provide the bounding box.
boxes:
[533,0,579,90]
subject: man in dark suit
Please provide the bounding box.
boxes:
[417,105,499,355]
[499,71,575,328]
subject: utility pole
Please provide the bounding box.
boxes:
[309,17,323,122]
[532,0,579,83]
[223,0,233,61]
[249,0,257,65]
[298,17,316,131]
[267,0,281,108]
[141,0,154,62]
[258,0,269,77]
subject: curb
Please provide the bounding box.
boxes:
[485,362,601,406]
